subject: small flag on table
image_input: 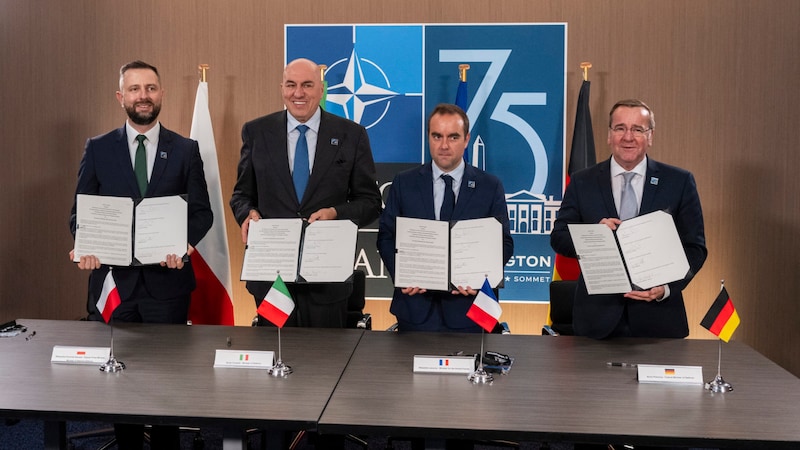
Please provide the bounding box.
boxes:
[466,278,502,332]
[700,287,740,342]
[96,269,121,323]
[257,275,295,328]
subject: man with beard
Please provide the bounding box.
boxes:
[68,60,212,449]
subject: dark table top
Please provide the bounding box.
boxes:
[318,331,800,448]
[0,319,364,431]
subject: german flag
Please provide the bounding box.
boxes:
[700,287,740,342]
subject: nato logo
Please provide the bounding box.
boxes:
[286,25,424,164]
[287,24,567,302]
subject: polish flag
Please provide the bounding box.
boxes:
[96,269,121,323]
[189,78,235,325]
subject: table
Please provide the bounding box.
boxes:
[318,331,800,448]
[0,319,364,450]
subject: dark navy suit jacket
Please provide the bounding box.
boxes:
[377,162,514,330]
[70,125,213,304]
[229,110,381,324]
[550,157,707,339]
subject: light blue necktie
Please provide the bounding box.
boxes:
[134,135,148,197]
[293,125,310,202]
[619,172,638,220]
[440,174,455,221]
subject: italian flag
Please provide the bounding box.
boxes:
[257,275,295,328]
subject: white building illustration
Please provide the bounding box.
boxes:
[505,191,561,235]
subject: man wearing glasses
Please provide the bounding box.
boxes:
[550,99,707,339]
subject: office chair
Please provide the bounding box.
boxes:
[542,280,577,336]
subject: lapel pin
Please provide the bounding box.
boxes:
[160,151,168,159]
[330,138,339,146]
[650,177,658,185]
[468,180,476,188]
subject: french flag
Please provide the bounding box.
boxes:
[466,278,502,332]
[96,269,121,323]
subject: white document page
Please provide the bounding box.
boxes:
[394,217,450,291]
[568,223,632,294]
[73,194,133,266]
[241,218,303,282]
[299,220,358,282]
[616,210,690,290]
[450,217,503,289]
[134,196,187,265]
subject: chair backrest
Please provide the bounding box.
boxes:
[346,270,370,329]
[547,280,577,335]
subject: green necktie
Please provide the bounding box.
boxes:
[134,134,148,196]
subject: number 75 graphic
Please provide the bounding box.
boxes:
[440,49,549,193]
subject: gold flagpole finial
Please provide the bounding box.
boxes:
[198,64,210,83]
[458,64,470,82]
[318,64,327,82]
[580,62,592,82]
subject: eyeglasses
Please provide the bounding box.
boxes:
[610,125,652,138]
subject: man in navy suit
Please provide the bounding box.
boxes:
[69,60,212,449]
[230,58,381,328]
[378,104,514,332]
[550,99,707,339]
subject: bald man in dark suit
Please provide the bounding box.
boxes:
[230,58,381,328]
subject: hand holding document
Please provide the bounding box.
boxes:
[241,219,357,283]
[73,194,187,266]
[394,217,503,291]
[568,210,690,295]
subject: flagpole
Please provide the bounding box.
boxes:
[269,271,293,377]
[468,329,493,384]
[580,61,592,81]
[199,64,209,83]
[100,318,125,373]
[705,279,733,392]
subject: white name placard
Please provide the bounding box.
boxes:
[51,346,110,364]
[413,355,476,374]
[213,349,275,369]
[637,364,704,385]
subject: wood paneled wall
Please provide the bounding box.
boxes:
[2,1,799,376]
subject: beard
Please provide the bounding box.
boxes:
[124,101,161,126]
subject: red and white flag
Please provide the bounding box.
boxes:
[257,275,295,328]
[466,278,502,332]
[188,79,235,325]
[96,269,122,323]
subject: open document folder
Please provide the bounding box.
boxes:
[394,216,504,292]
[241,218,357,283]
[73,194,187,266]
[567,210,690,294]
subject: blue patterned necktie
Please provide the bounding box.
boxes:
[293,125,310,202]
[440,174,455,221]
[619,172,638,220]
[134,134,148,196]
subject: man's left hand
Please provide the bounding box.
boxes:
[625,285,665,302]
[308,207,338,223]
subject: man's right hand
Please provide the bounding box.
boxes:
[70,250,101,270]
[241,209,261,243]
[400,286,427,296]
